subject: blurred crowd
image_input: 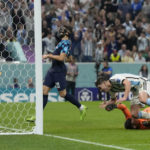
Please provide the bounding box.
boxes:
[1,0,150,63]
[42,0,150,63]
[0,0,34,61]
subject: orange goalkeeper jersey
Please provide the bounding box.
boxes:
[117,104,150,129]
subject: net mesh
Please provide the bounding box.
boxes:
[0,0,36,134]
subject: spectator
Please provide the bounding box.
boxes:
[131,0,143,19]
[141,17,149,31]
[16,23,26,45]
[137,31,149,52]
[24,9,34,45]
[146,51,150,62]
[10,1,25,36]
[44,0,53,13]
[131,45,138,61]
[118,44,127,58]
[27,78,34,88]
[66,57,78,96]
[126,29,137,50]
[0,33,12,61]
[103,0,118,14]
[0,6,11,35]
[106,35,118,60]
[45,9,57,29]
[134,19,143,36]
[95,40,104,64]
[42,32,56,55]
[114,18,122,30]
[82,29,94,62]
[42,20,50,38]
[143,46,150,60]
[146,24,150,39]
[135,51,146,62]
[71,30,82,61]
[106,12,115,27]
[142,0,150,19]
[122,13,134,36]
[121,50,134,62]
[139,64,150,79]
[12,78,20,88]
[110,49,121,62]
[117,0,131,22]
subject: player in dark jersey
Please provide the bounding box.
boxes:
[27,25,87,122]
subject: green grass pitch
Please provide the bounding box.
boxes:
[0,101,150,150]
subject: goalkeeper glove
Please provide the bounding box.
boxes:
[105,104,117,111]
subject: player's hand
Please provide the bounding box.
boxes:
[42,54,53,59]
[116,97,126,103]
[99,102,107,109]
[42,55,48,59]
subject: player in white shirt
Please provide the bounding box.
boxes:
[95,73,150,119]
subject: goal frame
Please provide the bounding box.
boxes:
[34,0,43,135]
[0,0,43,135]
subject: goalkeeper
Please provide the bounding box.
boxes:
[103,103,150,129]
[27,25,87,122]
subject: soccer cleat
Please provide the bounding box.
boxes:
[80,105,88,121]
[26,115,36,122]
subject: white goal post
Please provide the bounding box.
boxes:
[0,0,43,135]
[34,0,43,135]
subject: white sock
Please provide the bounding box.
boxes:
[79,105,84,111]
[140,111,150,119]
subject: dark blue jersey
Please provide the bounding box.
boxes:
[50,40,71,73]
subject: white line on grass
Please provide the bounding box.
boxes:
[44,134,134,150]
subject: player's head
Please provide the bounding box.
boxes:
[58,25,72,39]
[125,118,141,129]
[124,118,133,129]
[95,73,111,92]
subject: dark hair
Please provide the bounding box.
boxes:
[58,25,72,39]
[124,118,133,129]
[140,64,148,76]
[95,72,110,87]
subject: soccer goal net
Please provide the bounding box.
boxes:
[0,0,43,135]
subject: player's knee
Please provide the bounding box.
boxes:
[139,91,148,103]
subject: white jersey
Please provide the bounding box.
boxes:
[109,73,148,101]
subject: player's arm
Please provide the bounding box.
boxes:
[42,53,66,62]
[117,104,132,120]
[65,55,73,62]
[116,79,131,103]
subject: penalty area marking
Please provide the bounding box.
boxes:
[44,134,134,150]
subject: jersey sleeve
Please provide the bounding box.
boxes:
[110,74,126,84]
[117,104,132,120]
[60,41,71,56]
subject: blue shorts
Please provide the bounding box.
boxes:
[43,70,66,91]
